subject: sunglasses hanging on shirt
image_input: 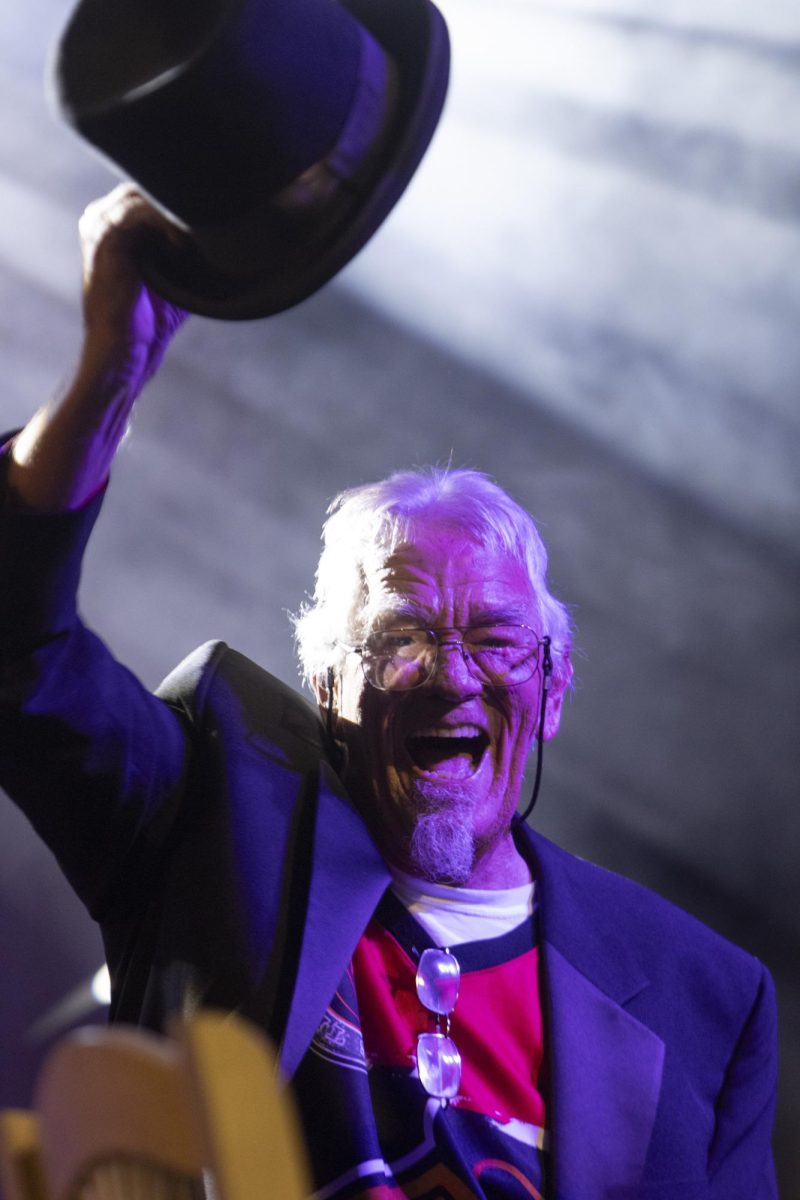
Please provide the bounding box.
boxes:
[415,946,462,1104]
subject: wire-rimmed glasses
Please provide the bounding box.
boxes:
[415,947,462,1104]
[351,625,543,692]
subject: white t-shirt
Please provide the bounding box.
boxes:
[390,867,536,947]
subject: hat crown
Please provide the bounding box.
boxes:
[54,0,363,223]
[56,0,228,111]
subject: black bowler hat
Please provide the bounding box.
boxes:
[51,0,449,319]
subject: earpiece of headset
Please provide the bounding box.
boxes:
[325,666,348,774]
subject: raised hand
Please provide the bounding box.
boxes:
[7,185,189,511]
[79,183,189,389]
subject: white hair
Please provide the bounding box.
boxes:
[292,466,573,692]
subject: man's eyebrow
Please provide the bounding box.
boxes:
[469,605,534,625]
[372,603,535,628]
[372,602,430,627]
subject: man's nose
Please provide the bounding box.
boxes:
[428,639,483,696]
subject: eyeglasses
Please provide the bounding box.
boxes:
[351,625,543,691]
[415,947,461,1104]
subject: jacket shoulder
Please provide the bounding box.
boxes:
[156,640,326,762]
[524,825,768,995]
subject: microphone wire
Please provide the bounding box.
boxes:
[519,636,552,824]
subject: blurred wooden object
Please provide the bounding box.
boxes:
[178,1013,309,1200]
[0,1110,49,1200]
[29,1011,309,1200]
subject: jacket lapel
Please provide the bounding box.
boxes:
[523,828,665,1199]
[205,656,390,1077]
[543,944,665,1199]
[278,759,391,1079]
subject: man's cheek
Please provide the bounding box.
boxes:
[363,704,394,779]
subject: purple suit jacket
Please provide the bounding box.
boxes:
[0,483,778,1199]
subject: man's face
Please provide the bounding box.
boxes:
[325,525,563,884]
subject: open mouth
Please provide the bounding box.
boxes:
[406,727,490,778]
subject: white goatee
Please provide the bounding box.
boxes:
[407,782,475,885]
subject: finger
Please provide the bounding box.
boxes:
[79,184,188,271]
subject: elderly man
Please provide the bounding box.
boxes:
[0,191,778,1199]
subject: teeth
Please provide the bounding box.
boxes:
[406,725,488,778]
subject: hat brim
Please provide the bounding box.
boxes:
[139,0,449,320]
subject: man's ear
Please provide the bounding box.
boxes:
[541,652,572,741]
[541,686,564,741]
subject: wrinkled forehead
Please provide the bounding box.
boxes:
[356,528,538,631]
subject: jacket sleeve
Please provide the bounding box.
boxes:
[707,961,779,1198]
[0,450,191,921]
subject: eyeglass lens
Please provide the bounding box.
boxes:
[416,947,460,1012]
[417,1032,461,1100]
[362,626,539,691]
[415,948,462,1102]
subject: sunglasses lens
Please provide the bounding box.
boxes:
[417,1032,462,1100]
[416,947,460,1015]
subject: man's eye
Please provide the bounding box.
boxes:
[470,627,517,648]
[371,630,422,654]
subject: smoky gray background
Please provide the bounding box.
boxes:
[1,0,798,1191]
